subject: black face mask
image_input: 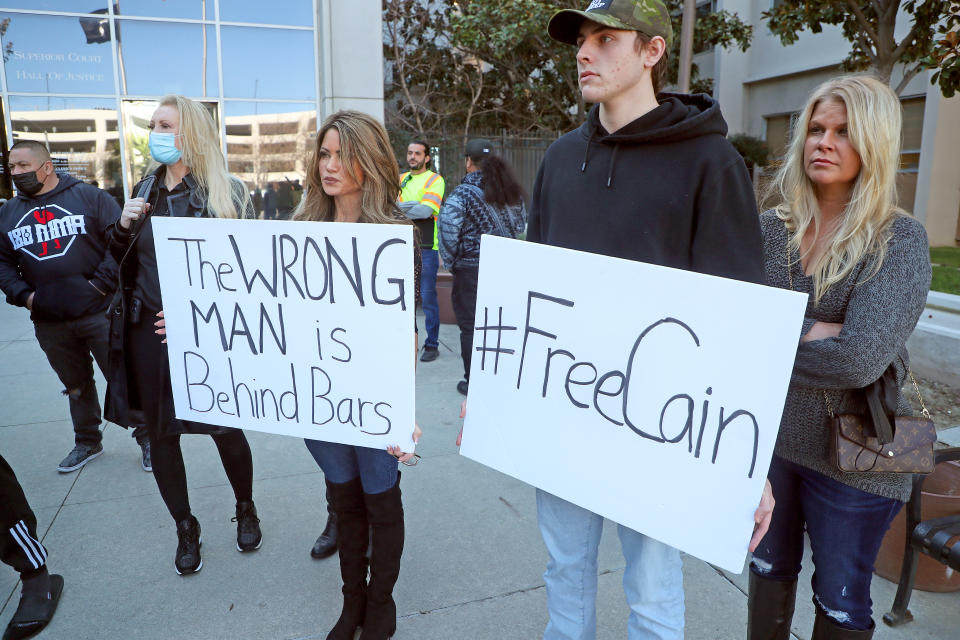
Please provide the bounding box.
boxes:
[12,168,46,196]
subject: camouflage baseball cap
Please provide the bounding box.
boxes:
[548,0,673,48]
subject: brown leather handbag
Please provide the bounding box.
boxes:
[828,372,936,474]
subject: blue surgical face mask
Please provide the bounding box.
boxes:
[149,131,183,164]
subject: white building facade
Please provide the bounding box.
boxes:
[697,0,960,246]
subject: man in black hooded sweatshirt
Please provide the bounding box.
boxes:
[527,2,773,638]
[0,140,149,473]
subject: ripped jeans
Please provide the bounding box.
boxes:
[751,456,902,630]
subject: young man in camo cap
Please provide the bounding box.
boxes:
[528,1,770,638]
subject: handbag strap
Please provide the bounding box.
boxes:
[116,174,158,267]
[784,235,931,424]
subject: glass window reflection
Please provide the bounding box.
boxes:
[115,21,217,97]
[220,0,313,26]
[115,0,212,21]
[9,96,123,199]
[1,13,115,94]
[220,26,315,101]
[224,101,315,219]
[0,2,97,12]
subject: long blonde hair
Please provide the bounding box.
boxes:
[158,94,248,219]
[772,75,904,304]
[295,110,406,225]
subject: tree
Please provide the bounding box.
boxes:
[1,17,14,62]
[764,1,960,96]
[384,0,755,137]
[930,4,960,96]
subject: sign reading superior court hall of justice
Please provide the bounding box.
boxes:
[459,236,807,572]
[152,218,416,450]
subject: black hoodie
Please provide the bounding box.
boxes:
[527,93,764,284]
[0,173,121,321]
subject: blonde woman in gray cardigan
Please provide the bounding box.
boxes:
[749,75,931,640]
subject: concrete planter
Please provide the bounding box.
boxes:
[874,460,960,592]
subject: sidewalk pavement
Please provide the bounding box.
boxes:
[1,302,956,639]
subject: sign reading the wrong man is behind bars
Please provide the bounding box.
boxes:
[152,218,417,450]
[458,236,807,572]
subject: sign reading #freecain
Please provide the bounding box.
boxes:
[459,236,806,572]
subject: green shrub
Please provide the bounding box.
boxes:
[930,246,960,268]
[931,265,960,295]
[728,134,770,172]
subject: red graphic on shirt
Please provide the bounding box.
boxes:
[33,209,55,225]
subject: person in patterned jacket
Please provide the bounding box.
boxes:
[438,138,526,395]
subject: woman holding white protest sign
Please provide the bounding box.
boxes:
[751,75,931,639]
[105,95,261,576]
[295,110,421,640]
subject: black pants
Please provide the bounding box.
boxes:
[450,265,479,381]
[0,454,47,578]
[34,312,147,446]
[127,314,253,523]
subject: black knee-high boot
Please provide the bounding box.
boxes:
[811,608,875,639]
[326,478,368,640]
[747,570,797,639]
[359,476,403,640]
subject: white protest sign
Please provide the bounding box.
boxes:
[459,236,807,572]
[152,218,416,450]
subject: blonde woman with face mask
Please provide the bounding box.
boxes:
[750,76,932,640]
[105,95,259,577]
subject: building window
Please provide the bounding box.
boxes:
[694,1,717,55]
[898,96,925,210]
[9,96,122,196]
[763,112,798,164]
[0,2,321,198]
[115,21,218,97]
[1,13,115,94]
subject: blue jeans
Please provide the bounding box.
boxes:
[751,456,902,630]
[304,439,398,495]
[420,248,439,349]
[536,489,684,640]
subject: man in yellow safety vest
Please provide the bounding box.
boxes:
[398,139,446,361]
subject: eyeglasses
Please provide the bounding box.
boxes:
[401,453,421,467]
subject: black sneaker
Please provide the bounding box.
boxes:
[457,379,469,396]
[57,443,103,473]
[174,516,202,575]
[139,440,152,472]
[419,346,439,362]
[4,574,63,640]
[232,501,262,552]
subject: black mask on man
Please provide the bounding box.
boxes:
[12,167,47,196]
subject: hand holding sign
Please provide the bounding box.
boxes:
[750,480,775,553]
[154,310,167,343]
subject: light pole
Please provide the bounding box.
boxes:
[677,0,696,93]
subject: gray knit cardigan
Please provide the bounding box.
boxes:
[759,210,931,502]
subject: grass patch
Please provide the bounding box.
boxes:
[930,246,960,268]
[931,265,960,295]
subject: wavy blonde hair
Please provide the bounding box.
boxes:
[295,110,406,225]
[157,95,248,219]
[772,75,905,304]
